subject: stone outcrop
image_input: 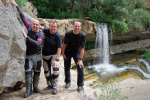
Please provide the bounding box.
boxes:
[84,39,150,61]
[38,18,97,41]
[0,1,26,93]
[24,2,38,18]
[111,31,150,42]
[110,39,150,54]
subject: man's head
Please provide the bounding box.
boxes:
[49,20,57,34]
[73,21,81,34]
[31,19,40,32]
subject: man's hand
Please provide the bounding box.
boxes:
[52,60,59,68]
[77,59,84,68]
[39,26,44,30]
[10,0,18,6]
[21,30,27,38]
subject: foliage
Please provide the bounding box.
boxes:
[139,50,150,58]
[85,41,95,50]
[143,52,150,58]
[30,0,71,18]
[98,77,128,100]
[29,0,150,34]
[15,0,27,8]
[136,0,147,9]
[128,8,150,30]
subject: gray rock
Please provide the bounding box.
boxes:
[0,1,26,93]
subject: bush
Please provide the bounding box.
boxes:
[136,0,147,9]
[85,41,95,50]
[30,0,150,34]
[114,20,129,33]
[143,52,150,58]
[15,0,27,8]
[98,77,128,100]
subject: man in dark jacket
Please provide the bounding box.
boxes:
[40,20,62,94]
[62,21,86,91]
[10,0,43,98]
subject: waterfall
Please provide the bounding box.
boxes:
[88,23,150,81]
[96,23,110,64]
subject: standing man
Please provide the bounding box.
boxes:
[62,21,86,91]
[40,20,62,94]
[10,0,43,98]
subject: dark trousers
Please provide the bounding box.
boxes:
[64,51,84,86]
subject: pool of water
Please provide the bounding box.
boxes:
[80,51,148,86]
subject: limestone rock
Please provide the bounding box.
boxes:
[25,2,38,18]
[38,18,97,41]
[0,1,26,93]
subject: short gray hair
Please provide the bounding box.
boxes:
[50,19,57,24]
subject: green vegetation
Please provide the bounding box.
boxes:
[98,77,128,100]
[15,0,27,8]
[85,41,95,50]
[29,0,150,34]
[139,50,150,58]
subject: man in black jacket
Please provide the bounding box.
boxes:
[62,21,86,91]
[10,0,43,98]
[40,20,62,94]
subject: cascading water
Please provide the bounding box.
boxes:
[95,23,110,64]
[88,23,150,82]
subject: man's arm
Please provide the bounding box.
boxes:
[56,48,61,59]
[10,0,30,29]
[52,47,61,68]
[21,30,43,47]
[62,43,67,60]
[26,31,43,47]
[79,48,84,59]
[77,33,86,68]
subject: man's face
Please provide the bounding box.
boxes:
[31,20,40,32]
[73,22,81,33]
[49,22,57,34]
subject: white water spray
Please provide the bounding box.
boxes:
[88,23,150,81]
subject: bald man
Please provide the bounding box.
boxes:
[62,21,86,91]
[10,0,43,98]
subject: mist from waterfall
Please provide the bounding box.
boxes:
[88,23,150,81]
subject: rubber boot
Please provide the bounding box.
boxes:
[33,73,40,93]
[24,84,32,98]
[24,74,32,98]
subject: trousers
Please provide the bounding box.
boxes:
[24,53,42,91]
[42,55,59,89]
[64,50,84,86]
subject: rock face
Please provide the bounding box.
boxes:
[84,39,150,61]
[24,2,38,18]
[0,1,26,93]
[110,39,150,54]
[38,18,97,41]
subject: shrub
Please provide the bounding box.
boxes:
[98,77,128,100]
[15,0,27,8]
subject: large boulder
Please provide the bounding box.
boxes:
[0,1,26,93]
[38,18,97,41]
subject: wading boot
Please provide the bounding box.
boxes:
[24,85,32,98]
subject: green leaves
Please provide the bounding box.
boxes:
[29,0,150,34]
[98,77,128,100]
[15,0,27,8]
